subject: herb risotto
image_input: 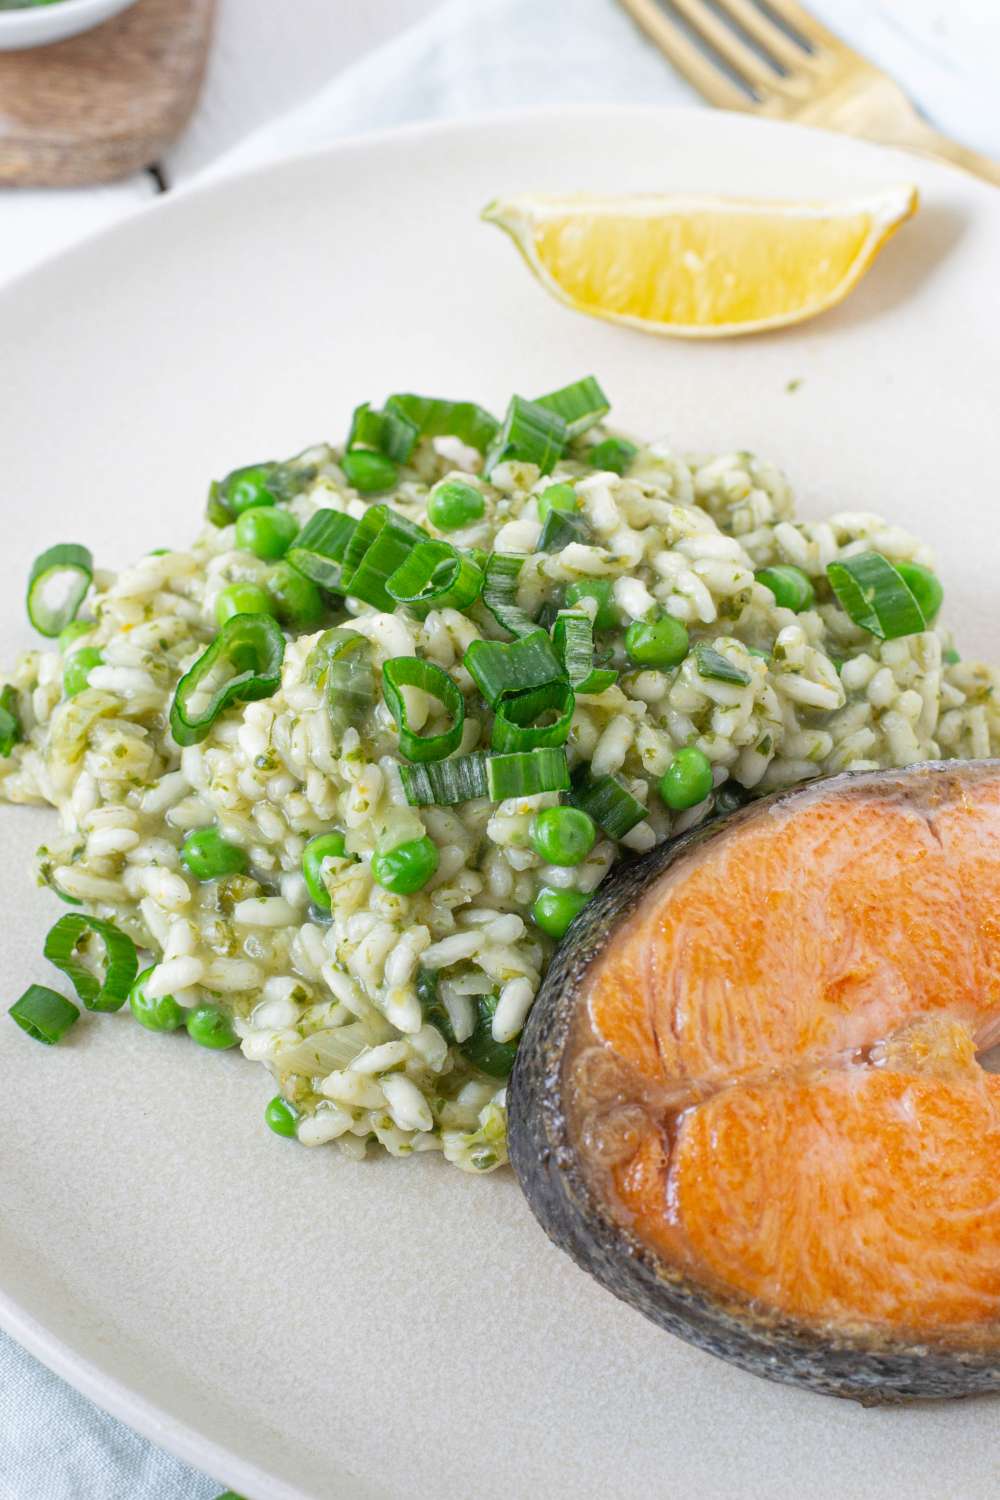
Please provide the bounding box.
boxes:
[2,379,996,1171]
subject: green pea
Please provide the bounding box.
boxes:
[267,561,324,631]
[427,480,485,531]
[529,806,596,867]
[186,1003,239,1050]
[342,449,398,494]
[225,464,277,515]
[63,646,103,699]
[659,746,714,811]
[235,505,299,561]
[755,565,815,613]
[214,581,275,627]
[531,885,590,939]
[58,620,94,653]
[129,966,185,1033]
[943,646,960,665]
[624,613,689,668]
[537,483,578,523]
[460,993,519,1080]
[181,826,248,881]
[564,578,618,632]
[371,835,439,894]
[895,560,943,624]
[265,1095,299,1138]
[302,830,349,909]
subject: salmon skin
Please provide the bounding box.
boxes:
[508,760,1000,1401]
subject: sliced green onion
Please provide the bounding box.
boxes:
[400,746,570,805]
[484,396,566,478]
[486,747,570,800]
[382,657,465,762]
[894,560,943,624]
[538,507,590,553]
[491,681,575,752]
[416,965,456,1044]
[535,376,610,440]
[385,393,500,454]
[9,984,79,1045]
[286,509,358,591]
[347,402,419,464]
[826,551,926,641]
[340,504,430,612]
[551,610,617,695]
[386,540,483,617]
[587,437,637,476]
[481,552,539,638]
[694,643,751,686]
[170,613,285,748]
[307,628,374,743]
[570,771,646,838]
[465,630,564,706]
[401,753,489,806]
[0,684,22,757]
[43,913,139,1013]
[27,544,93,638]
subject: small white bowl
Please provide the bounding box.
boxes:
[0,0,140,50]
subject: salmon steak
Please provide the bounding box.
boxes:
[508,760,1000,1400]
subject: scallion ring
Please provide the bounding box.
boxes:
[43,913,139,1013]
[465,629,565,707]
[826,551,927,641]
[27,543,93,638]
[339,504,431,612]
[570,770,647,839]
[491,680,575,752]
[347,401,419,464]
[170,612,285,748]
[386,540,483,617]
[9,984,79,1045]
[484,395,566,478]
[382,657,465,763]
[693,643,752,686]
[534,375,610,440]
[551,610,617,695]
[481,553,541,639]
[307,628,374,744]
[384,393,500,454]
[286,508,358,592]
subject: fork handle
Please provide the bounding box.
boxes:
[878,118,1000,189]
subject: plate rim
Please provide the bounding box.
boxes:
[1,102,997,1500]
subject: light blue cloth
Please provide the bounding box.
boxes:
[4,1,999,1496]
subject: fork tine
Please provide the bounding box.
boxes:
[618,0,754,109]
[711,0,811,71]
[669,0,782,91]
[755,0,850,56]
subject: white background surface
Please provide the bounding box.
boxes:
[1,0,999,286]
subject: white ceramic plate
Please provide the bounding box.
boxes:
[0,0,139,51]
[2,108,999,1500]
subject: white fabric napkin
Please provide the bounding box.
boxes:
[3,0,999,1496]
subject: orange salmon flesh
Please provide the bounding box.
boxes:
[582,777,1000,1336]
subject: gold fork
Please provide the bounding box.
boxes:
[618,0,1000,187]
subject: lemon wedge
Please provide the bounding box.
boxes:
[482,187,918,338]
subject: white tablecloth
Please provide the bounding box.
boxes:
[2,1,999,1496]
